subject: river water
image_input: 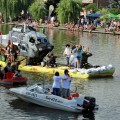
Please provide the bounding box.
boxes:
[0,25,120,120]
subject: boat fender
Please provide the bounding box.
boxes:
[107,64,113,70]
[100,66,107,71]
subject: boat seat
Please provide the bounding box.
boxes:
[5,72,14,79]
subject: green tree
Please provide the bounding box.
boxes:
[85,3,98,13]
[109,0,120,8]
[29,0,47,21]
[108,0,120,14]
[99,8,110,22]
[56,0,82,24]
[0,0,33,22]
[109,8,120,14]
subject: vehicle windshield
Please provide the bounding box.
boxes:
[37,37,48,44]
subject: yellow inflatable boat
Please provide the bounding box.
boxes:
[0,61,115,79]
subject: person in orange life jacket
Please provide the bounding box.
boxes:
[61,69,73,98]
[63,44,71,66]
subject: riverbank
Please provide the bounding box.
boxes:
[38,24,120,35]
[6,22,120,35]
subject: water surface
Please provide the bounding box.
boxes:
[0,25,120,120]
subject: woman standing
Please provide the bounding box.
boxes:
[52,72,62,96]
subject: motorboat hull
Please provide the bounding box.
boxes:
[16,94,82,112]
[10,88,82,112]
[10,84,96,112]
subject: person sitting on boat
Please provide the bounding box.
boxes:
[63,44,71,66]
[11,61,21,73]
[13,70,22,78]
[4,62,12,73]
[52,71,62,96]
[61,69,73,98]
[80,48,92,69]
[0,65,4,79]
[43,52,57,67]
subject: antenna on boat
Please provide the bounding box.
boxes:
[42,74,45,89]
[24,23,26,33]
[75,86,78,93]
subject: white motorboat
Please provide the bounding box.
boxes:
[9,83,97,113]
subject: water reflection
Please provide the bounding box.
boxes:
[9,98,95,120]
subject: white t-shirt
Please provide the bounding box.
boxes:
[52,76,62,88]
[64,47,71,57]
[61,74,72,89]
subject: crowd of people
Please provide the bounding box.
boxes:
[64,18,120,33]
[0,62,22,80]
[41,43,92,69]
[0,40,19,63]
[63,44,92,69]
[105,20,120,32]
[0,40,23,80]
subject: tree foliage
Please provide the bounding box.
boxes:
[56,0,82,24]
[0,0,33,22]
[108,0,120,8]
[99,8,110,22]
[109,8,120,15]
[85,3,98,13]
[108,0,120,14]
[29,0,47,21]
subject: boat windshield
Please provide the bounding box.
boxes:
[26,84,51,94]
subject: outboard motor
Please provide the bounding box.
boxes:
[83,96,96,111]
